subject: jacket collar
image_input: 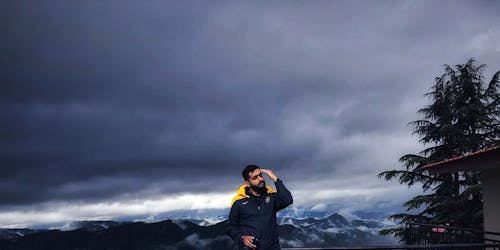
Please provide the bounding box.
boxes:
[231,184,276,206]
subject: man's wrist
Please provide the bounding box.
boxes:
[270,174,278,182]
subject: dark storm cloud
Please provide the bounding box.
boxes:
[1,0,500,211]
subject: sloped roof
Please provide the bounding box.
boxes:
[425,146,500,175]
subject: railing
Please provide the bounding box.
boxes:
[283,223,500,250]
[405,222,500,246]
[283,243,500,249]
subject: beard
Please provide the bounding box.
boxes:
[250,181,267,194]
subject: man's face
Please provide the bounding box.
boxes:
[247,168,266,189]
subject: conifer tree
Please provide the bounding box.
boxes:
[379,59,500,240]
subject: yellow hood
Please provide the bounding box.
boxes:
[230,184,276,207]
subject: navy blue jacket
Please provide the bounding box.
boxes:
[226,179,293,250]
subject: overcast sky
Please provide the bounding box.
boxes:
[1,0,500,228]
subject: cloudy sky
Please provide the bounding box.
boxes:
[1,0,500,228]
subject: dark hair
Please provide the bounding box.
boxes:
[242,164,260,181]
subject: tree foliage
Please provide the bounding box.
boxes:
[378,59,500,241]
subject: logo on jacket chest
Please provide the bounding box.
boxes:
[258,196,271,210]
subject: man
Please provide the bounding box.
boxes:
[226,165,293,250]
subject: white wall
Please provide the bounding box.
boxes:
[483,167,500,242]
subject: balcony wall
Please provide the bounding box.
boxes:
[483,167,500,242]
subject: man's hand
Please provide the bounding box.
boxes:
[241,235,257,249]
[261,169,278,182]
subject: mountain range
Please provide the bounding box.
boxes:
[0,213,397,249]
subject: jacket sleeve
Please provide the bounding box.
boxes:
[274,179,293,211]
[226,202,245,243]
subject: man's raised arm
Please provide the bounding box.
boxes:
[261,169,293,211]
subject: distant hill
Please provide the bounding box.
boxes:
[0,213,395,249]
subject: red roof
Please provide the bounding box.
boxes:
[425,146,500,175]
[425,146,500,168]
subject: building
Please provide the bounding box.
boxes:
[425,146,500,241]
